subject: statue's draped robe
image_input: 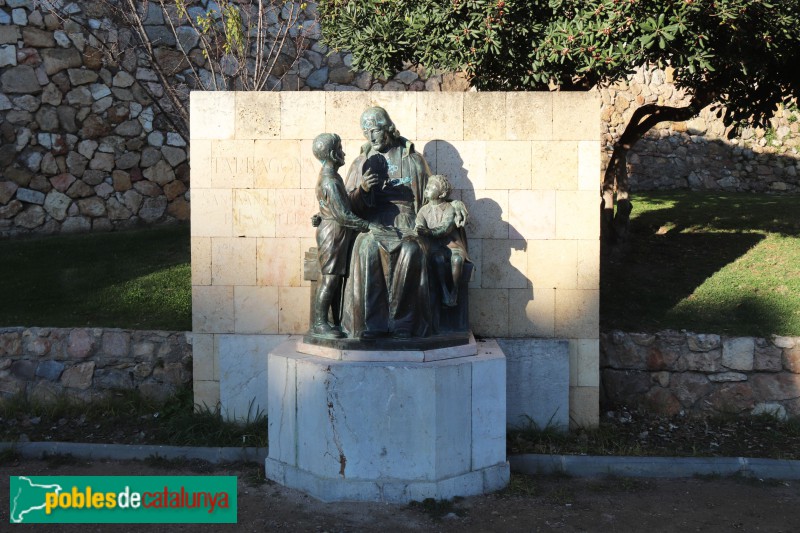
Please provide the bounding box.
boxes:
[342,138,431,337]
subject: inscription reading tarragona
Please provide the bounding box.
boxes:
[213,156,301,178]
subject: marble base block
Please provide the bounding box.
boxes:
[265,339,510,502]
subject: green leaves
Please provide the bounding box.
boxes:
[319,0,800,127]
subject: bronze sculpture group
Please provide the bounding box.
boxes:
[310,107,470,342]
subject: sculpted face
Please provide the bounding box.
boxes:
[361,108,394,153]
[365,125,391,152]
[423,180,442,202]
[332,140,345,167]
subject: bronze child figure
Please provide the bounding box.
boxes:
[311,133,380,338]
[415,174,470,308]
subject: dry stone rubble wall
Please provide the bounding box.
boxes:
[602,66,800,193]
[0,326,191,402]
[601,330,800,419]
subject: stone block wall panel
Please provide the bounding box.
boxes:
[601,330,800,418]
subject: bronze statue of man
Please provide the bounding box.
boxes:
[341,107,465,339]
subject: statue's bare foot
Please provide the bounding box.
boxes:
[361,330,383,340]
[392,329,412,339]
[312,323,344,338]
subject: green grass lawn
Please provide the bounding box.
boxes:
[0,224,190,331]
[0,191,797,336]
[602,191,800,336]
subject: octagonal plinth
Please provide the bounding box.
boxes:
[265,339,509,503]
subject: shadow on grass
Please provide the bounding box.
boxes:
[603,232,765,333]
[0,224,191,330]
[630,190,800,237]
[603,191,800,335]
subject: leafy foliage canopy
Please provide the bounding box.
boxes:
[320,0,800,129]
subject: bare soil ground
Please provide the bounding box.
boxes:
[2,457,799,532]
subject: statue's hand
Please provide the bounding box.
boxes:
[415,225,431,237]
[361,169,380,192]
[450,200,469,228]
[311,213,322,227]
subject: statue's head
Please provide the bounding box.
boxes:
[312,133,344,167]
[425,174,452,202]
[360,107,399,152]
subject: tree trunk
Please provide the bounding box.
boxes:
[601,92,715,249]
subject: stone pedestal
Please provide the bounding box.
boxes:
[265,338,509,503]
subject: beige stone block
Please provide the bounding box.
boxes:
[416,93,464,141]
[421,141,437,174]
[253,140,302,189]
[325,92,373,141]
[299,236,316,287]
[527,240,577,289]
[366,92,418,140]
[481,239,528,289]
[234,285,280,334]
[506,92,552,140]
[508,190,556,240]
[577,238,600,290]
[467,238,482,288]
[578,140,601,191]
[575,338,600,387]
[569,386,599,429]
[190,139,213,189]
[485,141,532,190]
[235,92,280,139]
[190,91,235,140]
[555,289,599,339]
[192,285,234,333]
[554,91,600,141]
[461,189,509,239]
[300,139,320,190]
[433,140,486,190]
[464,92,506,140]
[191,237,212,286]
[508,287,555,337]
[233,189,274,238]
[191,189,232,237]
[268,189,317,238]
[194,380,220,410]
[211,140,256,189]
[211,237,257,286]
[192,333,216,381]
[532,141,578,191]
[341,138,368,179]
[279,286,310,334]
[257,237,302,288]
[556,191,600,240]
[469,288,509,337]
[281,92,325,139]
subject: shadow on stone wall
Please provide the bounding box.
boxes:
[628,135,800,194]
[429,140,531,337]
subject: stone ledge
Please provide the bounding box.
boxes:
[296,333,478,362]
